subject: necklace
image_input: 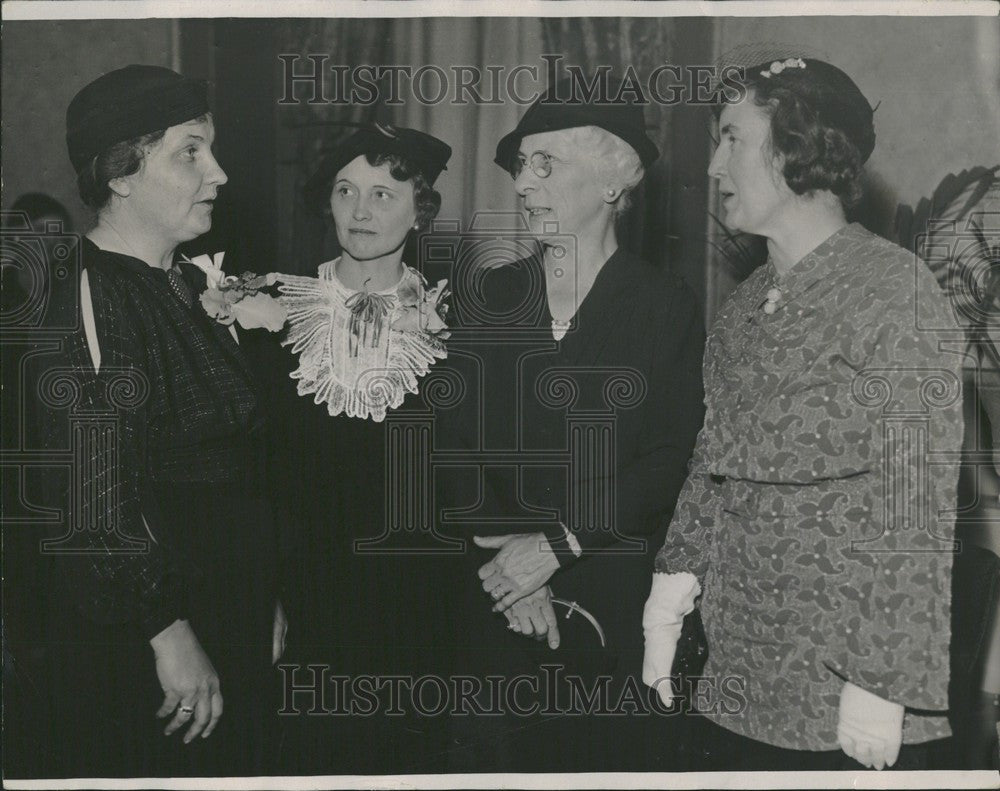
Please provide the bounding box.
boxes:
[96,219,174,270]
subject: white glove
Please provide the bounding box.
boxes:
[642,571,700,707]
[837,681,904,770]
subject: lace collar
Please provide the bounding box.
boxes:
[278,258,447,422]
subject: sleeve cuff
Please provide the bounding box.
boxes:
[138,577,189,640]
[544,523,583,569]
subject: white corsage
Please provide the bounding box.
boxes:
[392,276,450,338]
[183,253,287,332]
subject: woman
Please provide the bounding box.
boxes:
[261,123,452,774]
[643,57,964,771]
[438,79,706,772]
[39,65,283,777]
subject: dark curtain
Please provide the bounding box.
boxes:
[274,19,394,274]
[540,18,715,303]
[193,18,717,302]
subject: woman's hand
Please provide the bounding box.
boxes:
[474,533,560,612]
[837,681,904,770]
[149,618,223,743]
[272,599,288,665]
[503,586,560,648]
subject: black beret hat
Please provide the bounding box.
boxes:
[66,65,209,174]
[494,77,659,173]
[742,58,876,164]
[303,123,452,211]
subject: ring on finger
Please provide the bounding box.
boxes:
[491,588,504,600]
[179,705,195,714]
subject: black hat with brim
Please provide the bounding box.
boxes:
[303,123,452,212]
[494,78,659,173]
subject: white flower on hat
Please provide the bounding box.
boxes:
[760,58,807,79]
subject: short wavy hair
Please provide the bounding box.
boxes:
[364,152,441,231]
[562,126,645,216]
[311,152,442,232]
[76,113,212,211]
[76,129,166,211]
[719,67,871,207]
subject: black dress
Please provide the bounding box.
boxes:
[435,248,706,772]
[35,240,279,777]
[248,262,452,775]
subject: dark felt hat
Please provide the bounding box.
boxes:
[303,123,452,211]
[494,77,659,172]
[66,65,209,174]
[743,57,877,164]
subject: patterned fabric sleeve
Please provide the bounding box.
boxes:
[824,268,962,711]
[653,423,721,583]
[56,267,187,639]
[654,310,720,583]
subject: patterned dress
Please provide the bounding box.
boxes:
[656,223,964,751]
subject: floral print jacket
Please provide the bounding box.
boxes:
[656,224,964,750]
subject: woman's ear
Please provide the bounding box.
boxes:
[768,152,795,196]
[107,176,131,199]
[602,184,622,204]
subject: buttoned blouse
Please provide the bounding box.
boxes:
[656,223,964,750]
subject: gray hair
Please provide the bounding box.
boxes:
[563,125,645,216]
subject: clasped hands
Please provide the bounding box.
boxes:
[474,532,561,649]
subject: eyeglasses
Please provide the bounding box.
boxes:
[509,151,560,180]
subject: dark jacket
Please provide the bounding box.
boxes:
[437,247,706,657]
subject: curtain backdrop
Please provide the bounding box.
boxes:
[540,18,675,265]
[269,17,715,302]
[539,18,715,307]
[274,18,393,274]
[271,18,544,275]
[391,17,546,229]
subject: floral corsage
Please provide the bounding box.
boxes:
[391,274,450,339]
[183,252,287,332]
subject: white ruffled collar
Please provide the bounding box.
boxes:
[278,258,447,422]
[317,258,407,295]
